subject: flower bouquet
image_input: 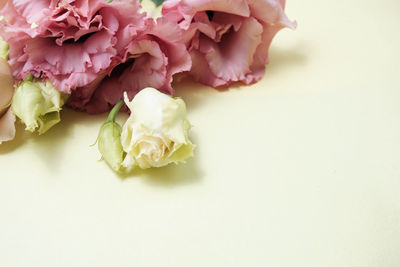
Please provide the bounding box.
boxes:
[0,0,295,173]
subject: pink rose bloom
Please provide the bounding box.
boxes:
[162,0,296,87]
[0,0,146,93]
[68,17,191,114]
[0,58,15,144]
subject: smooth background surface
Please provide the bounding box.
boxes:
[1,0,400,266]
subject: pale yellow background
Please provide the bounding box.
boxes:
[1,0,399,266]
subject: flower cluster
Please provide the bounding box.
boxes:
[0,0,294,171]
[0,0,191,115]
[98,87,195,171]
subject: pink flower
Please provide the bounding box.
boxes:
[0,0,147,93]
[68,17,191,114]
[0,58,15,144]
[162,0,296,87]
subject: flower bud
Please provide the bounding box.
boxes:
[96,100,125,172]
[11,76,67,134]
[97,121,124,172]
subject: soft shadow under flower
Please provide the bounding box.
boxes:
[117,154,203,188]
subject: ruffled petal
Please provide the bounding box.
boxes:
[19,31,116,93]
[246,0,296,28]
[12,0,54,25]
[69,18,191,114]
[188,49,226,87]
[0,0,146,94]
[247,21,286,83]
[163,0,250,30]
[195,17,263,85]
[162,0,296,87]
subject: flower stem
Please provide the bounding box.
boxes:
[107,100,124,123]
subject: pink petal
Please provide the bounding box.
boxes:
[66,72,109,112]
[247,21,286,83]
[0,0,146,94]
[246,0,296,29]
[163,0,296,87]
[68,17,191,114]
[11,0,54,25]
[163,0,250,30]
[0,108,16,144]
[20,30,116,93]
[148,18,192,80]
[189,49,226,87]
[0,58,14,109]
[195,17,263,85]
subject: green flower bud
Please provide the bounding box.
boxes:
[11,75,68,134]
[96,100,124,172]
[98,121,124,171]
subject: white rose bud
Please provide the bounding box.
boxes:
[11,75,68,134]
[121,87,195,170]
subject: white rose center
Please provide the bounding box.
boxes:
[135,135,171,167]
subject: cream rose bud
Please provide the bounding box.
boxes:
[121,88,195,169]
[12,75,68,134]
